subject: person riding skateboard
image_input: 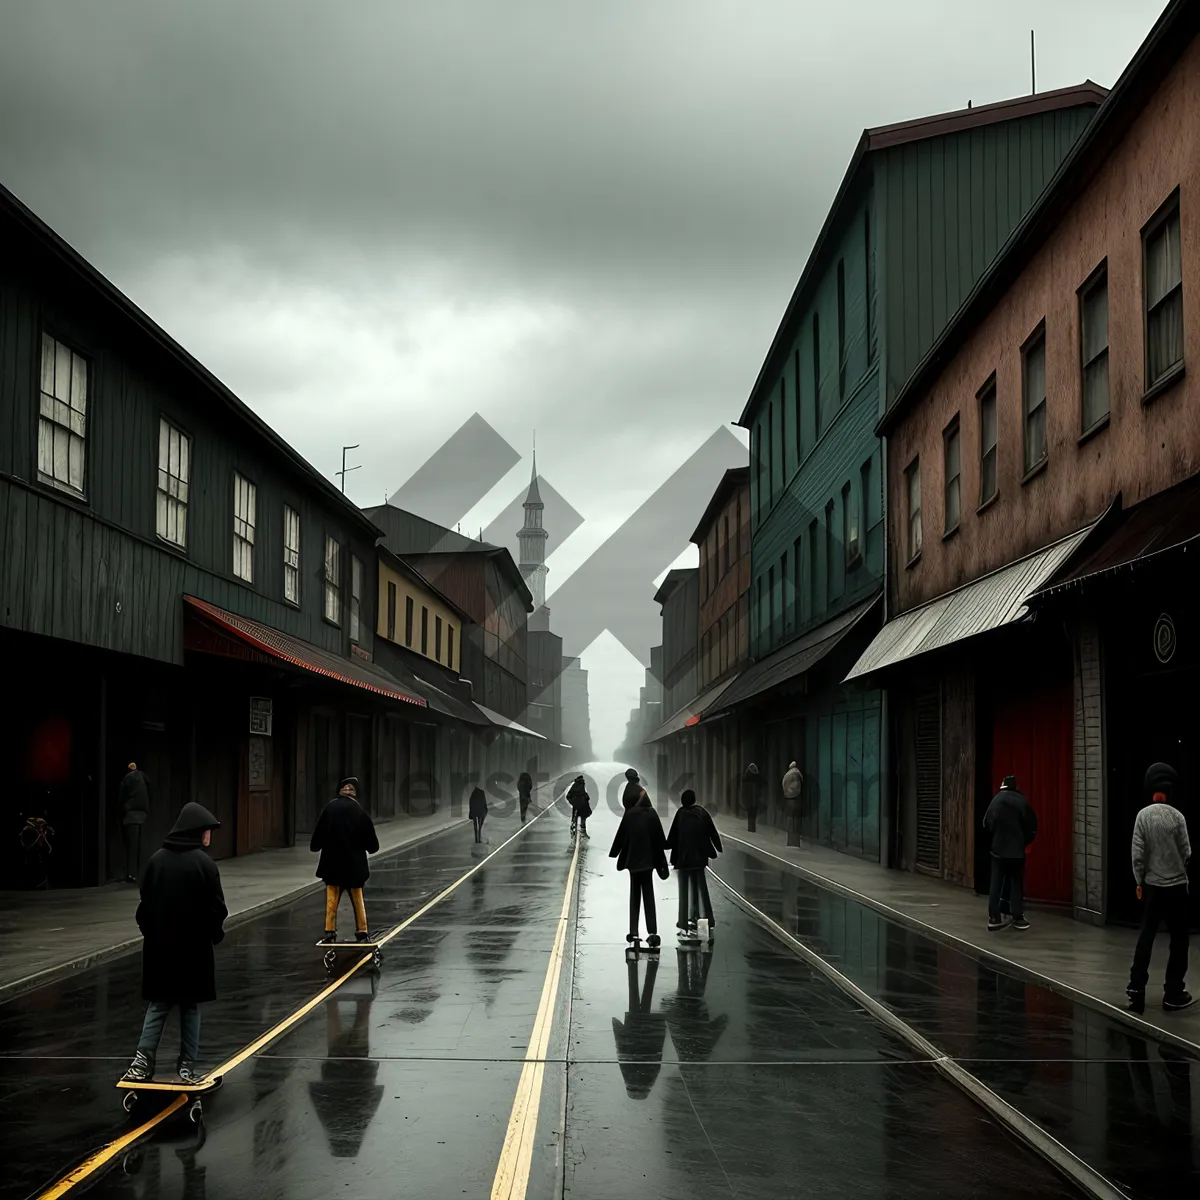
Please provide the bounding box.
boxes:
[665,789,721,936]
[312,777,379,944]
[568,775,592,838]
[122,802,227,1084]
[610,789,669,949]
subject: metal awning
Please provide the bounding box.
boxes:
[406,676,491,726]
[845,523,1095,681]
[1035,474,1200,598]
[475,704,547,741]
[644,675,740,744]
[707,594,880,714]
[184,596,426,707]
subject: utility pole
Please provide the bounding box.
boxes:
[337,444,361,494]
[1031,30,1036,95]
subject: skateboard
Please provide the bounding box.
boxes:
[116,1074,222,1122]
[625,936,661,961]
[317,939,383,973]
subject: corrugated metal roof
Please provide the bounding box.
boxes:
[845,525,1093,681]
[183,596,426,707]
[644,675,740,744]
[710,594,880,712]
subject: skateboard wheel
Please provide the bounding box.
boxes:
[189,1099,203,1124]
[122,1091,137,1113]
[323,950,336,971]
[372,950,382,969]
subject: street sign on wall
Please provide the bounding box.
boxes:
[249,696,273,736]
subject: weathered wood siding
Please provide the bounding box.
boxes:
[0,221,376,663]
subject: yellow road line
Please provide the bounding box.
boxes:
[490,836,580,1200]
[37,801,559,1199]
[37,1095,188,1200]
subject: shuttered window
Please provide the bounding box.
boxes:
[915,689,942,874]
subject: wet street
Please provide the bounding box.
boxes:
[1,767,1195,1199]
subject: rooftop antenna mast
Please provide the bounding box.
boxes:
[337,444,361,494]
[1031,30,1036,95]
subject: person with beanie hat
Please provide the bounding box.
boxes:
[312,777,380,943]
[122,801,227,1084]
[1128,762,1194,1013]
[665,789,722,936]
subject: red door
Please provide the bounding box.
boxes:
[990,679,1073,905]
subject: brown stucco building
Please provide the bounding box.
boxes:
[850,0,1200,927]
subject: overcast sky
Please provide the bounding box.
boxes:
[0,1,1166,758]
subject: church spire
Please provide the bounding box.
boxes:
[517,433,548,613]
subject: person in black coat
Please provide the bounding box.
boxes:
[122,802,227,1084]
[119,762,150,883]
[568,775,592,839]
[312,778,380,943]
[610,801,669,947]
[517,772,533,824]
[665,789,722,934]
[740,764,765,832]
[469,786,488,844]
[622,767,648,810]
[983,774,1038,932]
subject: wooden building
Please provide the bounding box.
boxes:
[854,0,1200,924]
[0,181,433,886]
[729,82,1106,859]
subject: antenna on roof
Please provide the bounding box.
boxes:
[1030,30,1036,95]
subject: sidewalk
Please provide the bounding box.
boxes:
[712,813,1200,1052]
[0,809,466,1001]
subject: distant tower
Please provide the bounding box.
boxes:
[518,438,549,620]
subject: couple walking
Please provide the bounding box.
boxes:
[609,769,722,947]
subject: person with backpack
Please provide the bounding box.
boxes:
[665,789,722,936]
[982,774,1038,932]
[567,775,592,838]
[610,789,669,949]
[517,771,534,824]
[1127,762,1194,1013]
[122,802,227,1084]
[312,777,380,943]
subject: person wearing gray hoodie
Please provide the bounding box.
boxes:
[1127,762,1194,1014]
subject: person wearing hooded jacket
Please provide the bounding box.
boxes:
[665,789,721,934]
[610,794,669,947]
[1127,762,1194,1013]
[122,802,227,1084]
[567,775,592,838]
[312,777,380,943]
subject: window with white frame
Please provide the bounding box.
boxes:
[324,536,341,624]
[283,506,300,605]
[232,474,256,582]
[906,458,922,562]
[156,419,190,548]
[1144,199,1183,388]
[350,556,363,642]
[38,333,89,496]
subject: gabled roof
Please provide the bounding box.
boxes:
[878,0,1196,436]
[375,542,474,624]
[653,567,699,608]
[1,183,381,540]
[690,467,750,545]
[735,81,1107,429]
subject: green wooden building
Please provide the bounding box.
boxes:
[718,83,1106,861]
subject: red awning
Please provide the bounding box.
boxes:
[184,596,426,708]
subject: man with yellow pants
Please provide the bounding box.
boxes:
[311,777,380,943]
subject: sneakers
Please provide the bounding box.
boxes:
[1011,917,1031,932]
[987,918,1006,932]
[1126,987,1146,1015]
[1164,992,1197,1012]
[646,934,661,948]
[355,930,371,944]
[122,1051,154,1083]
[177,1060,204,1084]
